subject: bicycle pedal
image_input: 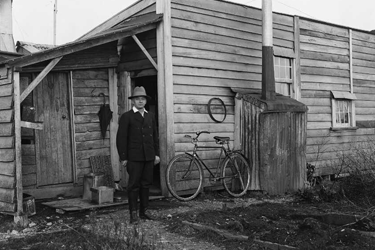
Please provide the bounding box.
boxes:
[209,177,219,183]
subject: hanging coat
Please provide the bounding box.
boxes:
[97,93,113,139]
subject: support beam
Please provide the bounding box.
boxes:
[68,71,77,183]
[293,16,301,101]
[20,121,43,130]
[13,71,28,226]
[157,0,174,196]
[132,35,158,70]
[20,57,62,102]
[349,29,353,94]
[108,68,120,181]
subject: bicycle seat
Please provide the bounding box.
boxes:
[214,136,230,142]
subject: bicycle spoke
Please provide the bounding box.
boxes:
[166,154,203,201]
[222,153,251,197]
[233,159,246,190]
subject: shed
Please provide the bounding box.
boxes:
[1,0,375,220]
[235,92,307,194]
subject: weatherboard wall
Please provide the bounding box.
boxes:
[72,69,111,184]
[299,17,375,176]
[0,68,16,212]
[170,0,295,189]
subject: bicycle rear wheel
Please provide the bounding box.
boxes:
[222,153,251,197]
[166,154,203,201]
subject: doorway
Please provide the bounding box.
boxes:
[133,75,160,194]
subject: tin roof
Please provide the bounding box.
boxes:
[1,12,162,68]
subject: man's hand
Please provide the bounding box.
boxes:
[154,156,160,165]
[121,160,128,167]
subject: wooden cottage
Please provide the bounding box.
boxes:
[1,0,375,217]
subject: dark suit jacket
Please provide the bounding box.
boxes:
[116,109,159,162]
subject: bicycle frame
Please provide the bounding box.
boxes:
[184,142,233,181]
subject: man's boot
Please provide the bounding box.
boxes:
[128,191,139,224]
[139,188,153,220]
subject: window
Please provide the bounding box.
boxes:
[274,56,293,97]
[331,91,357,129]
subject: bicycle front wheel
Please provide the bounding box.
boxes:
[166,154,203,201]
[222,153,251,197]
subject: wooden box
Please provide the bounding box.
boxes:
[82,173,105,200]
[90,186,114,204]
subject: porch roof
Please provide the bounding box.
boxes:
[0,12,163,68]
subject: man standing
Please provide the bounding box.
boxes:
[116,86,159,224]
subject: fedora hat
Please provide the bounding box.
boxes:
[128,86,151,100]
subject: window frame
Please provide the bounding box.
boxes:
[273,55,295,97]
[273,47,295,98]
[331,91,357,130]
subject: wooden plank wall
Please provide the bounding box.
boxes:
[170,0,295,185]
[72,69,111,184]
[0,68,16,212]
[299,18,375,176]
[20,74,37,189]
[352,31,375,123]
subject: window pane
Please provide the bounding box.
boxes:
[280,66,286,79]
[335,100,352,126]
[274,56,292,81]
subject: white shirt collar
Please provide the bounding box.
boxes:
[132,106,148,116]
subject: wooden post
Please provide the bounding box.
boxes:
[68,71,77,183]
[157,0,174,196]
[108,68,120,181]
[118,71,131,188]
[261,0,276,101]
[13,71,28,226]
[234,95,242,151]
[293,16,301,101]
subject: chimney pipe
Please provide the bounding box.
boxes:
[0,0,16,52]
[261,0,276,100]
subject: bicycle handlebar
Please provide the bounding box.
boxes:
[184,131,210,142]
[196,131,210,136]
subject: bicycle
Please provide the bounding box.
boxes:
[166,131,251,201]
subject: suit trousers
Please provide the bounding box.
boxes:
[126,160,154,193]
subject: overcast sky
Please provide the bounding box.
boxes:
[11,0,375,46]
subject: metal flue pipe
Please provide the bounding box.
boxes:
[0,0,16,52]
[261,0,276,100]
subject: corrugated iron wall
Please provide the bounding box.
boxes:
[241,97,307,195]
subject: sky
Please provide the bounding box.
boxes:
[11,0,375,46]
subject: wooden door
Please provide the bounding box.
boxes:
[35,72,73,186]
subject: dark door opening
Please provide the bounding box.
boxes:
[133,76,160,194]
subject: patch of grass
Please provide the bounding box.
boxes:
[336,141,375,208]
[2,216,160,250]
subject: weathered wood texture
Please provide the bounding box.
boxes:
[72,69,111,183]
[0,68,16,212]
[170,0,295,190]
[299,17,375,175]
[299,18,350,174]
[34,73,74,186]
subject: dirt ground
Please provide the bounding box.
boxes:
[1,191,375,249]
